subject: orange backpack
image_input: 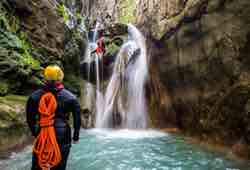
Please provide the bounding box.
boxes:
[33,92,62,170]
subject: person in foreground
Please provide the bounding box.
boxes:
[26,65,81,170]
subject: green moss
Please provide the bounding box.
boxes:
[0,29,41,87]
[56,4,70,24]
[105,41,120,56]
[0,81,8,96]
[18,32,40,70]
[0,95,27,105]
[20,51,40,70]
[0,2,41,71]
[117,0,136,24]
[0,2,20,33]
[76,12,84,23]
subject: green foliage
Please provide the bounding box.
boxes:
[76,12,84,22]
[0,3,40,72]
[0,30,40,71]
[118,0,136,24]
[0,28,22,49]
[56,4,70,23]
[0,2,20,33]
[105,40,120,56]
[0,81,8,96]
[0,2,41,94]
[18,32,40,70]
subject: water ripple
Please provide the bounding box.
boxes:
[0,129,250,170]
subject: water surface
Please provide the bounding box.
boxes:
[0,129,249,170]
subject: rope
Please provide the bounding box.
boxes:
[33,92,62,170]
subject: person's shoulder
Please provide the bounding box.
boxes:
[30,89,44,99]
[29,89,43,101]
[60,88,77,99]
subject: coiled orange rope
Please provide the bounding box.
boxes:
[33,92,62,170]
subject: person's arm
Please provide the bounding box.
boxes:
[26,96,38,137]
[71,98,81,142]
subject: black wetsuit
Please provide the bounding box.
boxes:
[26,82,81,170]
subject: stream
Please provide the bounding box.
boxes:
[0,129,250,170]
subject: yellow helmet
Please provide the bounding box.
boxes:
[44,65,64,81]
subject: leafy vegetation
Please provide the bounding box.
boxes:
[56,3,70,24]
[0,2,41,94]
[18,32,40,70]
[0,2,20,33]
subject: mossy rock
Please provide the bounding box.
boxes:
[0,81,8,96]
[0,27,42,93]
[0,95,26,131]
[0,124,28,152]
[4,95,27,103]
[0,2,42,93]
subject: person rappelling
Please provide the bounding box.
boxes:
[26,65,81,170]
[88,29,106,56]
[95,31,105,55]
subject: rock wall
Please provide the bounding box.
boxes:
[148,0,250,139]
[81,0,136,27]
[9,0,66,58]
[83,0,250,150]
[136,0,250,155]
[0,95,28,153]
[0,0,86,95]
[0,0,88,139]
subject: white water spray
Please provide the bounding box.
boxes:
[95,24,148,129]
[83,43,95,113]
[83,22,103,114]
[92,22,100,43]
[125,24,148,128]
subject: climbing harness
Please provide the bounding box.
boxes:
[96,37,105,54]
[33,92,62,170]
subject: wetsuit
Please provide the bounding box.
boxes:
[26,82,81,170]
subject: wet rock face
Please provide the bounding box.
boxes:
[0,95,28,151]
[1,0,87,95]
[150,0,250,129]
[8,0,66,59]
[81,0,136,27]
[143,0,250,146]
[136,0,186,37]
[86,0,250,140]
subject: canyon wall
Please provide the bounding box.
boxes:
[84,0,250,149]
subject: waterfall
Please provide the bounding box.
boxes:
[92,21,100,43]
[83,43,95,113]
[95,52,104,126]
[124,24,148,128]
[83,22,102,115]
[95,24,148,129]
